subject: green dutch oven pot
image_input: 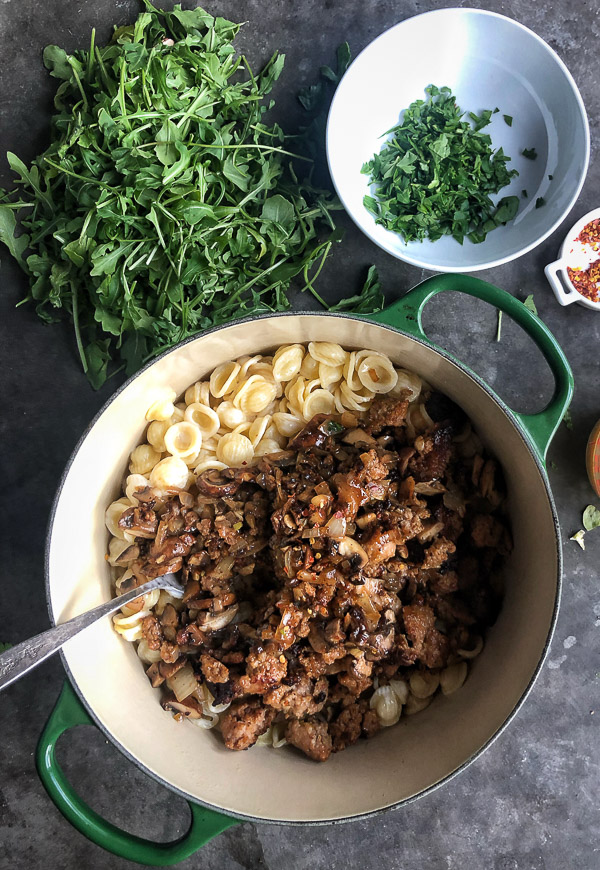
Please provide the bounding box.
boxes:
[37,274,573,864]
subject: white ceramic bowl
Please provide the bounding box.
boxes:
[544,207,600,310]
[327,8,590,272]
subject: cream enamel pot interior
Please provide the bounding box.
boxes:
[38,274,573,866]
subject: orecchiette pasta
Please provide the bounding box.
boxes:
[357,353,399,393]
[145,388,177,422]
[210,361,240,398]
[216,401,247,429]
[149,455,190,490]
[302,388,336,420]
[184,403,220,439]
[272,344,304,381]
[308,341,347,367]
[216,432,254,467]
[129,443,162,475]
[146,420,170,452]
[164,421,203,459]
[233,376,277,414]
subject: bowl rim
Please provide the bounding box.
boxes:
[326,6,591,273]
[44,310,562,825]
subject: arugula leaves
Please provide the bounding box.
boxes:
[0,8,374,388]
[328,265,384,313]
[361,85,519,245]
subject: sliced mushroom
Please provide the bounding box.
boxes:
[342,428,377,447]
[196,469,241,498]
[418,521,445,543]
[162,694,203,719]
[413,481,447,495]
[355,512,376,530]
[197,604,239,631]
[337,536,369,568]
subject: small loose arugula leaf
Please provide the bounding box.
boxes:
[0,5,369,389]
[522,148,537,160]
[583,505,600,531]
[523,294,538,316]
[503,114,513,126]
[570,530,586,549]
[361,85,520,244]
[536,197,546,209]
[328,265,384,314]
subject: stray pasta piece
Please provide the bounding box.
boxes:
[440,662,469,695]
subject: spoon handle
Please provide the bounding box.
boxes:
[0,576,164,693]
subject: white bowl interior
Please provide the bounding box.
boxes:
[47,315,558,822]
[327,8,589,272]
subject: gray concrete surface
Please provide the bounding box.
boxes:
[0,1,599,868]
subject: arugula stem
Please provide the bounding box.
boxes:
[68,61,89,112]
[71,285,88,373]
[87,28,96,81]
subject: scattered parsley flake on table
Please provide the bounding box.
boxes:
[523,294,538,315]
[361,84,520,245]
[0,7,378,389]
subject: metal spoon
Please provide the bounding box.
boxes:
[0,573,184,693]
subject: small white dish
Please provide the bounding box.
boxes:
[544,208,600,310]
[327,8,590,273]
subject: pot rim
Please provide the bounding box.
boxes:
[44,309,562,825]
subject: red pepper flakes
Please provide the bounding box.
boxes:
[567,260,600,302]
[576,219,600,249]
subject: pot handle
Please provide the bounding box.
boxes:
[36,681,238,866]
[368,273,573,462]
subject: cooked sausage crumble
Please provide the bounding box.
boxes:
[115,393,510,761]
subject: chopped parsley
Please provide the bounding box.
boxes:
[361,84,519,245]
[523,294,538,316]
[503,114,513,126]
[522,147,538,160]
[536,197,546,209]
